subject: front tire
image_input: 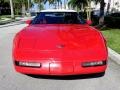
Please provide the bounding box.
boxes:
[95,72,105,77]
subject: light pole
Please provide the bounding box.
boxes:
[9,0,15,19]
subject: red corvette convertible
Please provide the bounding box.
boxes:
[13,9,108,76]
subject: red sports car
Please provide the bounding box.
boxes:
[13,9,108,76]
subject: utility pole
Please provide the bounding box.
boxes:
[9,0,15,19]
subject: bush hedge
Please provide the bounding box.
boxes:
[104,16,120,28]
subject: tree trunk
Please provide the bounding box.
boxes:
[9,0,15,19]
[39,0,41,11]
[88,0,91,20]
[86,0,91,20]
[64,0,66,9]
[58,1,60,9]
[54,0,57,9]
[16,4,19,15]
[28,0,30,12]
[22,3,26,16]
[49,2,50,8]
[106,0,111,15]
[60,2,62,9]
[86,8,89,20]
[99,0,105,26]
[81,4,84,11]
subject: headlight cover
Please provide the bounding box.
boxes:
[15,61,41,68]
[82,61,106,67]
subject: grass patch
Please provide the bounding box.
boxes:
[0,15,21,18]
[0,15,21,25]
[102,29,120,54]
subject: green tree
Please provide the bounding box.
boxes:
[14,0,28,16]
[13,0,44,15]
[68,0,91,20]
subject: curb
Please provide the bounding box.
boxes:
[0,20,16,25]
[108,48,120,64]
[0,19,21,25]
[0,21,25,28]
[0,16,34,26]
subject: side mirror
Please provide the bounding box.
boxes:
[25,20,32,24]
[86,20,92,25]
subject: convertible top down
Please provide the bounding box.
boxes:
[13,9,108,76]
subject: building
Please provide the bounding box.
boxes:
[91,0,120,15]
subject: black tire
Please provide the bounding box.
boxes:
[96,72,105,77]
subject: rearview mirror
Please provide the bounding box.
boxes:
[86,20,92,25]
[25,20,32,24]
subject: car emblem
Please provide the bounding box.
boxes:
[56,44,65,48]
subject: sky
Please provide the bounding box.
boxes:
[45,0,66,9]
[31,0,67,9]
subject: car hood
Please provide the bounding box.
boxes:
[14,24,107,61]
[17,24,103,49]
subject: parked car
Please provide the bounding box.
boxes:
[105,12,120,28]
[13,9,108,76]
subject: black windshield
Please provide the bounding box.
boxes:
[31,12,86,24]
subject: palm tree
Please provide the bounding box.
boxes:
[68,0,87,10]
[68,0,90,20]
[69,0,106,26]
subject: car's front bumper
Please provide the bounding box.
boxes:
[14,60,107,76]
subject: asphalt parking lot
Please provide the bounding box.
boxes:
[0,23,120,90]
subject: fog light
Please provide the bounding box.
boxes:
[82,61,106,67]
[15,61,41,68]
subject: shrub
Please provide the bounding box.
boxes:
[104,16,120,28]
